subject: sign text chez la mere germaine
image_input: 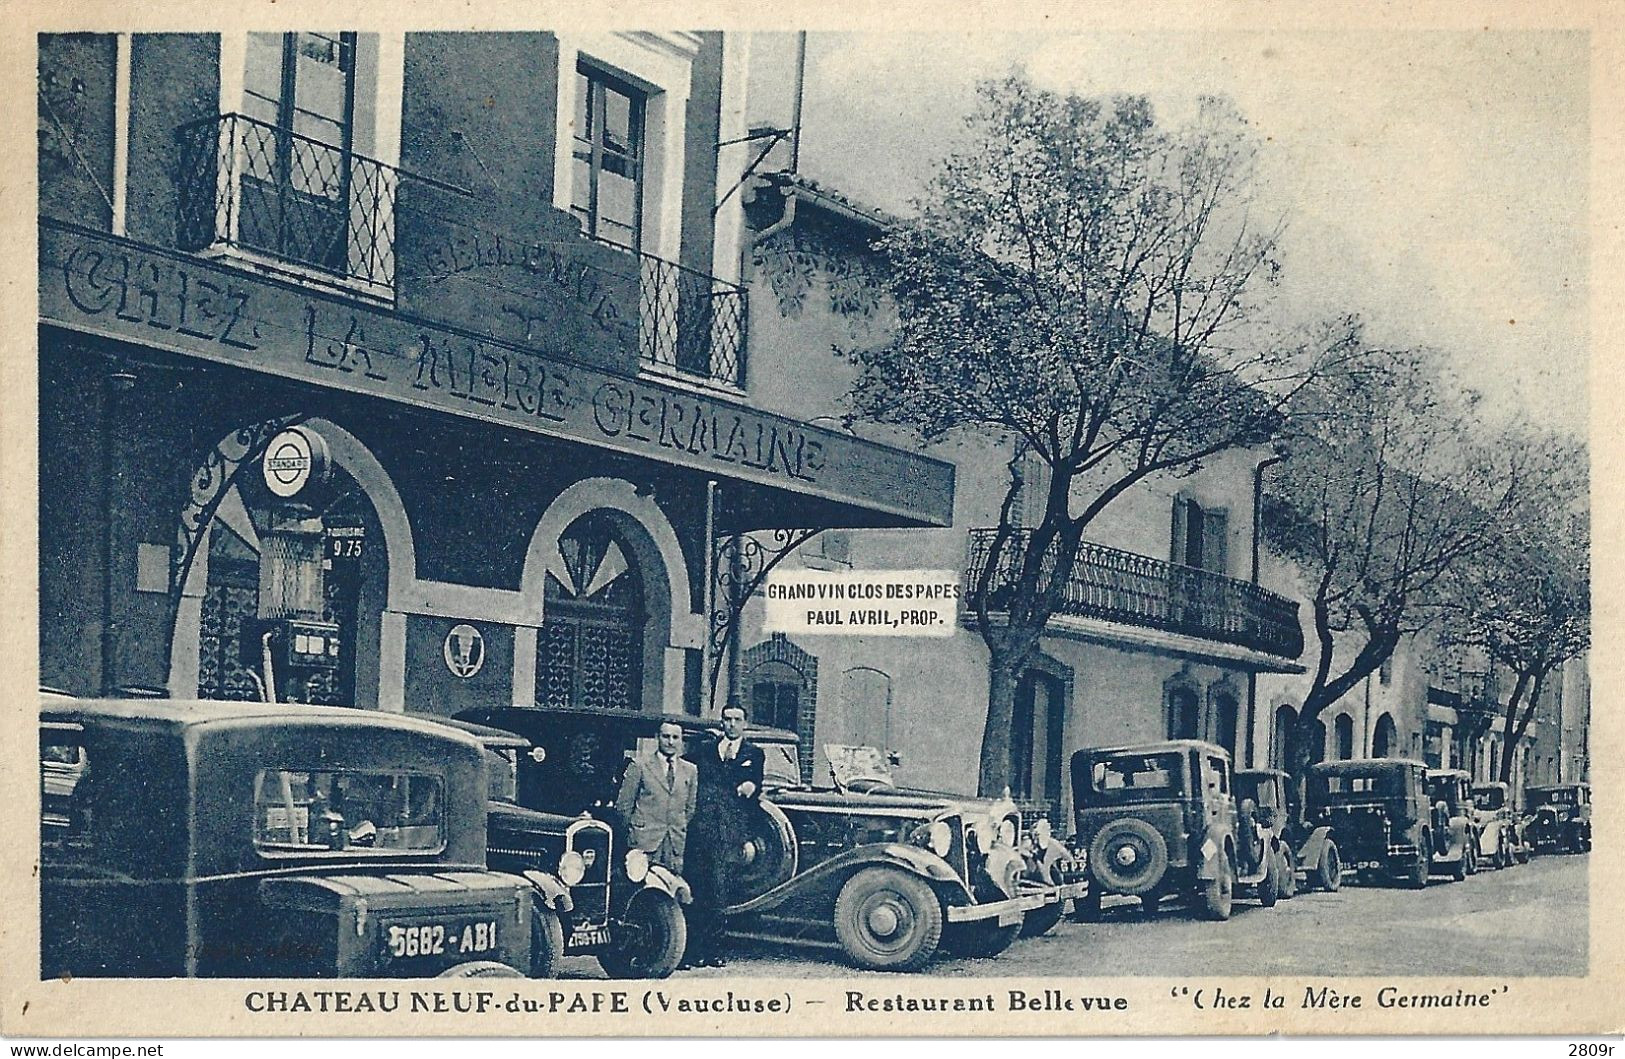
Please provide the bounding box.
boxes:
[38,222,952,527]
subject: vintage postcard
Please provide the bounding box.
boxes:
[2,0,1620,1040]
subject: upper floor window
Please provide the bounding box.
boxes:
[1170,496,1228,575]
[572,64,645,251]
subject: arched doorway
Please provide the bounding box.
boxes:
[1166,683,1200,740]
[1333,713,1356,760]
[535,512,647,711]
[1209,683,1240,760]
[1372,713,1398,758]
[1271,703,1297,768]
[195,462,388,706]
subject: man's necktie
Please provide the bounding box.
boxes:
[665,756,675,789]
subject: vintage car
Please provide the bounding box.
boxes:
[1070,741,1284,921]
[1306,758,1448,888]
[1470,781,1530,869]
[1425,769,1479,879]
[1526,783,1592,854]
[1234,767,1347,897]
[458,706,1063,971]
[40,695,532,978]
[421,716,689,979]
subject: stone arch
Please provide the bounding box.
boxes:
[519,477,703,713]
[1163,666,1202,741]
[743,633,820,781]
[1270,701,1298,769]
[1372,712,1399,758]
[1333,711,1357,760]
[168,417,412,708]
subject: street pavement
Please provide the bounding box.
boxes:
[562,851,1588,979]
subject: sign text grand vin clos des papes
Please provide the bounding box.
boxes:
[763,569,961,636]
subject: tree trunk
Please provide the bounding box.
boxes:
[978,658,1020,797]
[1500,667,1548,785]
[1495,671,1531,785]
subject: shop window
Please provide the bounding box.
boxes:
[537,514,646,711]
[572,63,645,251]
[751,675,801,733]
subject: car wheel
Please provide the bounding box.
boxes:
[1089,818,1171,897]
[944,919,1023,959]
[530,904,565,979]
[1318,842,1343,893]
[833,867,944,972]
[1069,885,1102,923]
[1199,853,1234,921]
[1279,847,1298,900]
[598,891,687,980]
[1450,844,1469,882]
[1405,837,1430,889]
[1258,849,1281,908]
[439,960,524,978]
[1018,865,1066,939]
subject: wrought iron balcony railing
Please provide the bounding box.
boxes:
[175,113,399,292]
[965,528,1304,660]
[623,245,748,388]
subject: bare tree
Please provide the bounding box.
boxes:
[1262,349,1552,780]
[842,76,1356,795]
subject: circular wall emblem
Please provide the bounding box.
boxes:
[262,429,315,499]
[443,623,486,679]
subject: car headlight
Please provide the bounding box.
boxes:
[558,851,586,887]
[970,817,995,852]
[623,847,650,884]
[997,817,1018,848]
[912,820,953,858]
[1032,817,1052,847]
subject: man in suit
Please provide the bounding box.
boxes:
[683,703,764,968]
[614,721,698,873]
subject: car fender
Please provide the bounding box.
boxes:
[725,843,970,916]
[640,864,692,906]
[1295,825,1333,870]
[521,870,574,914]
[1030,837,1075,878]
[1196,832,1228,881]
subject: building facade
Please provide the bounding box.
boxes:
[729,175,1306,812]
[37,32,951,717]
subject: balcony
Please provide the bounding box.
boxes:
[175,113,399,296]
[965,528,1304,664]
[174,114,749,388]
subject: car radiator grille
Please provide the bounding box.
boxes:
[567,820,613,925]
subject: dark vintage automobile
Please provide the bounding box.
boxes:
[1425,769,1479,879]
[1306,758,1448,888]
[1471,781,1530,869]
[421,717,689,979]
[40,695,532,978]
[1070,741,1283,921]
[1235,767,1344,894]
[1526,783,1592,854]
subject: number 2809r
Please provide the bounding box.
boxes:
[386,921,498,958]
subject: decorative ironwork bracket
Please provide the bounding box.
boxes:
[707,527,827,709]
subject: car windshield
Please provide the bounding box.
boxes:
[1310,769,1409,801]
[1086,752,1184,801]
[1235,774,1276,808]
[255,769,445,854]
[1472,787,1505,810]
[761,744,801,787]
[1428,778,1463,807]
[1531,788,1577,806]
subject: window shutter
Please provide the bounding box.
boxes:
[1170,498,1187,564]
[1202,507,1229,575]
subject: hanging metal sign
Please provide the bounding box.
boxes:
[260,427,329,500]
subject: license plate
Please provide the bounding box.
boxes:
[384,919,500,961]
[1355,860,1381,870]
[568,926,612,949]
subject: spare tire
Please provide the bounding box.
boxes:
[728,798,798,904]
[1089,818,1170,897]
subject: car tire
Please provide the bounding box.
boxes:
[598,891,687,980]
[1279,847,1298,900]
[1258,849,1281,908]
[439,960,524,978]
[1405,837,1430,889]
[530,904,565,979]
[1450,845,1469,882]
[1089,818,1171,897]
[833,867,944,972]
[1199,853,1234,921]
[944,919,1023,959]
[1317,842,1343,893]
[1018,865,1066,939]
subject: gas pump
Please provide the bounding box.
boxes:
[237,427,342,703]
